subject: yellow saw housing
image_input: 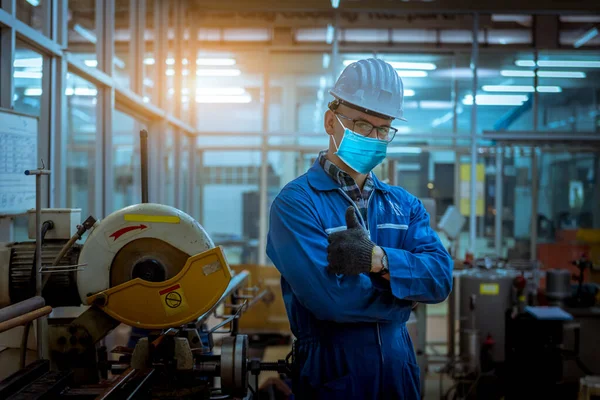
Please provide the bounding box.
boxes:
[87,247,231,330]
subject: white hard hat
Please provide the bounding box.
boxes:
[329,58,406,121]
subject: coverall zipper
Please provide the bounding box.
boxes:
[336,188,386,394]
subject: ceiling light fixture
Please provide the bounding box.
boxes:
[14,71,43,79]
[196,69,241,77]
[537,71,586,78]
[404,89,415,97]
[462,94,528,106]
[387,147,423,154]
[343,60,437,70]
[515,59,600,68]
[195,94,251,103]
[501,70,586,78]
[397,70,428,78]
[196,87,245,96]
[13,58,42,68]
[482,85,562,93]
[24,88,42,96]
[196,58,236,66]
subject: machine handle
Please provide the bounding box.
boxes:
[0,306,52,334]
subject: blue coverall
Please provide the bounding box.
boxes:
[266,159,453,399]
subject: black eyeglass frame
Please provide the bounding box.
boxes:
[334,112,398,143]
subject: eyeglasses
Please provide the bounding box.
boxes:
[335,112,398,143]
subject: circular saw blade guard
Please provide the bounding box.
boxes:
[77,203,220,305]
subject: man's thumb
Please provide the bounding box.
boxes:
[345,206,360,229]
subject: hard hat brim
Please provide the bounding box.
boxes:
[329,93,407,122]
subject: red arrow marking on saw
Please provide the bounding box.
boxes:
[110,224,147,241]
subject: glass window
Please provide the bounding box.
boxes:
[202,151,261,264]
[191,51,264,133]
[12,44,43,241]
[463,51,535,134]
[537,151,600,269]
[143,0,155,103]
[536,51,600,133]
[14,45,43,117]
[181,134,190,213]
[112,110,146,212]
[392,149,457,223]
[114,0,131,88]
[16,0,45,34]
[67,0,96,68]
[164,129,175,206]
[66,74,97,220]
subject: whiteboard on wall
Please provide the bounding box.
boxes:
[0,109,38,216]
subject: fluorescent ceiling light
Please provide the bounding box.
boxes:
[182,69,189,76]
[166,58,175,65]
[73,24,97,44]
[196,58,236,66]
[143,96,150,103]
[397,70,428,78]
[166,69,175,76]
[536,86,562,93]
[26,0,40,5]
[113,57,125,69]
[420,100,452,109]
[24,88,42,96]
[537,71,586,78]
[501,70,586,78]
[196,69,241,77]
[84,59,98,67]
[143,78,153,87]
[65,87,97,96]
[182,58,189,65]
[326,24,335,44]
[389,61,436,70]
[501,70,534,77]
[14,58,42,68]
[387,147,422,154]
[574,27,599,48]
[197,87,245,95]
[404,89,415,97]
[482,85,562,93]
[331,0,340,8]
[322,53,331,69]
[515,60,536,67]
[195,94,251,103]
[14,71,43,79]
[515,59,600,68]
[431,111,455,127]
[538,60,600,68]
[144,58,155,65]
[396,126,411,134]
[343,60,436,70]
[463,94,528,106]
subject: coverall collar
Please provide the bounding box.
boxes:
[307,157,389,193]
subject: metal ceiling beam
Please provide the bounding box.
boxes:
[188,0,600,13]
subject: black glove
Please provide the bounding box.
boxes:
[327,206,375,275]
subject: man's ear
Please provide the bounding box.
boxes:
[324,110,335,135]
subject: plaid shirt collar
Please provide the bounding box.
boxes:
[317,150,374,224]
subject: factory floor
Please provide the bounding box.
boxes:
[253,344,453,399]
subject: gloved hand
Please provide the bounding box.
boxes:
[327,206,375,275]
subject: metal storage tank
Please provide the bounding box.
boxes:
[458,268,520,364]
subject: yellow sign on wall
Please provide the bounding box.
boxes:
[460,164,485,217]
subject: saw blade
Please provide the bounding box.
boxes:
[110,238,190,288]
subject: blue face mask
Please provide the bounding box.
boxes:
[332,118,389,175]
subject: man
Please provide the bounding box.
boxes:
[266,58,453,399]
